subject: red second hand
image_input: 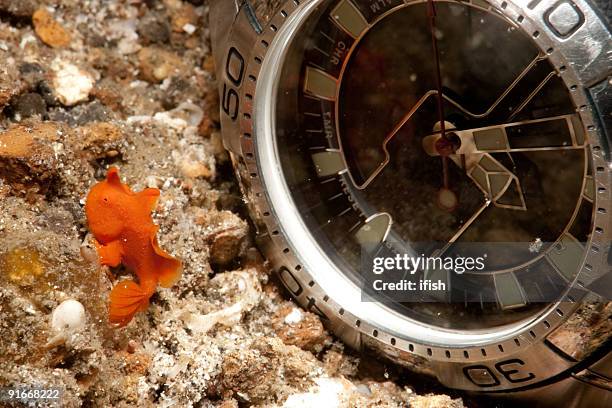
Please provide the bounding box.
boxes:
[427,0,450,190]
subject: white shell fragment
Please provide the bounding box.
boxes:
[51,60,94,106]
[283,377,356,408]
[46,299,86,347]
[180,271,261,334]
[182,302,245,334]
[284,307,303,325]
[52,299,86,331]
[182,23,197,35]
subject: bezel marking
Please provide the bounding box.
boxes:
[330,0,369,38]
[303,65,338,101]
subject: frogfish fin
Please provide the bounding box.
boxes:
[109,280,151,327]
[106,166,121,185]
[150,234,182,288]
[94,239,122,267]
[137,188,160,212]
[106,166,132,194]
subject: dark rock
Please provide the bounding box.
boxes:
[161,77,194,110]
[19,62,45,75]
[48,101,112,126]
[87,32,108,48]
[216,192,244,213]
[75,101,111,124]
[90,49,132,81]
[11,93,47,119]
[19,63,46,88]
[137,12,171,45]
[0,0,38,18]
[37,81,59,107]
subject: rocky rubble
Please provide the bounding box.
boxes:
[0,1,467,407]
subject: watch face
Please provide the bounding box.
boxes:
[268,0,608,331]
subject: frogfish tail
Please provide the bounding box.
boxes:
[109,279,152,327]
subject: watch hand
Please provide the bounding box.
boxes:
[422,114,586,156]
[465,153,527,210]
[426,0,446,145]
[353,53,550,190]
[433,199,491,257]
[354,91,437,189]
[421,114,585,210]
[426,0,456,211]
[424,133,528,211]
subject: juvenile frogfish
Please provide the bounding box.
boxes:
[85,167,181,327]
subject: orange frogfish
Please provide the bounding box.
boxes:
[85,167,181,327]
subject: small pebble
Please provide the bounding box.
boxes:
[138,47,183,83]
[137,12,171,45]
[127,340,138,354]
[32,8,72,48]
[51,60,94,106]
[182,24,196,35]
[171,3,198,33]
